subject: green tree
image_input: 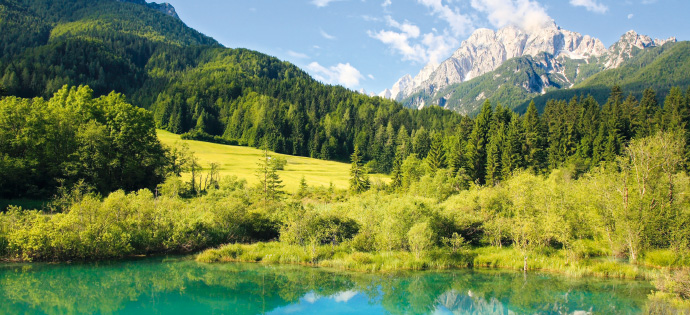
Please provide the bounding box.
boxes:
[523,101,546,172]
[257,144,284,206]
[408,221,434,259]
[296,176,308,198]
[486,121,506,185]
[412,127,431,159]
[615,131,684,262]
[502,113,524,177]
[390,145,404,190]
[349,145,370,193]
[635,87,659,138]
[426,132,446,173]
[466,100,493,184]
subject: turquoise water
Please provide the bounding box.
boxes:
[0,256,653,314]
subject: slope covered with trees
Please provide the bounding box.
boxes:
[0,0,463,170]
[526,41,690,112]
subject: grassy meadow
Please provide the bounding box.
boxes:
[157,130,389,192]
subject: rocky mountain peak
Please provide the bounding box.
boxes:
[389,74,413,100]
[605,30,676,68]
[383,22,606,101]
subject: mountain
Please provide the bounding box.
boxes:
[0,0,461,170]
[525,40,690,112]
[605,30,676,68]
[383,23,678,115]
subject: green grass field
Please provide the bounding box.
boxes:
[157,130,388,192]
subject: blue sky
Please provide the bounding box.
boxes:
[164,0,689,94]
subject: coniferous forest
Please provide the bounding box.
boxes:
[1,0,689,312]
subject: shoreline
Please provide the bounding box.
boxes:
[195,242,678,281]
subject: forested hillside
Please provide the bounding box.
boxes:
[3,0,690,197]
[526,41,690,112]
[0,0,462,169]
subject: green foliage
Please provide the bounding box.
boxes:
[349,146,370,193]
[0,85,169,198]
[408,221,434,259]
[280,207,359,246]
[256,146,284,205]
[651,270,690,312]
[0,0,465,171]
[0,177,268,261]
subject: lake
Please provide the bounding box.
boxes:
[0,256,653,314]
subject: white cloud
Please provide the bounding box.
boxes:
[422,31,457,64]
[287,50,309,59]
[320,29,336,40]
[385,16,421,38]
[417,0,474,36]
[331,290,358,303]
[628,13,634,19]
[470,0,552,33]
[368,16,458,64]
[311,0,343,7]
[302,292,320,303]
[368,74,375,80]
[382,0,392,7]
[570,0,609,14]
[641,0,657,4]
[307,62,364,88]
[368,29,425,62]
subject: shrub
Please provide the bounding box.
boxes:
[644,249,682,268]
[280,210,359,246]
[570,239,609,260]
[408,222,434,259]
[655,269,690,300]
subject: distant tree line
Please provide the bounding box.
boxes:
[379,85,690,189]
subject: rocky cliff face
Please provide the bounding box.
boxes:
[391,22,606,100]
[384,23,675,113]
[605,30,676,68]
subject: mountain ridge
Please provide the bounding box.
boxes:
[382,23,677,115]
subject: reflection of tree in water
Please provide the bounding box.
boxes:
[433,271,651,315]
[437,290,512,315]
[0,259,652,314]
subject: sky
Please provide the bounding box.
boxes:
[163,0,690,95]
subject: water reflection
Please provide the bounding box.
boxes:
[0,257,652,314]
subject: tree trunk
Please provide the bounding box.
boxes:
[523,255,528,271]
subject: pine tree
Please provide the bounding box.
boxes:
[664,87,688,132]
[486,122,505,185]
[396,125,411,158]
[599,86,625,162]
[635,87,658,138]
[466,100,493,184]
[575,96,601,167]
[426,132,446,173]
[257,145,284,207]
[390,145,404,190]
[523,101,545,172]
[296,176,308,198]
[502,114,524,177]
[350,145,370,193]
